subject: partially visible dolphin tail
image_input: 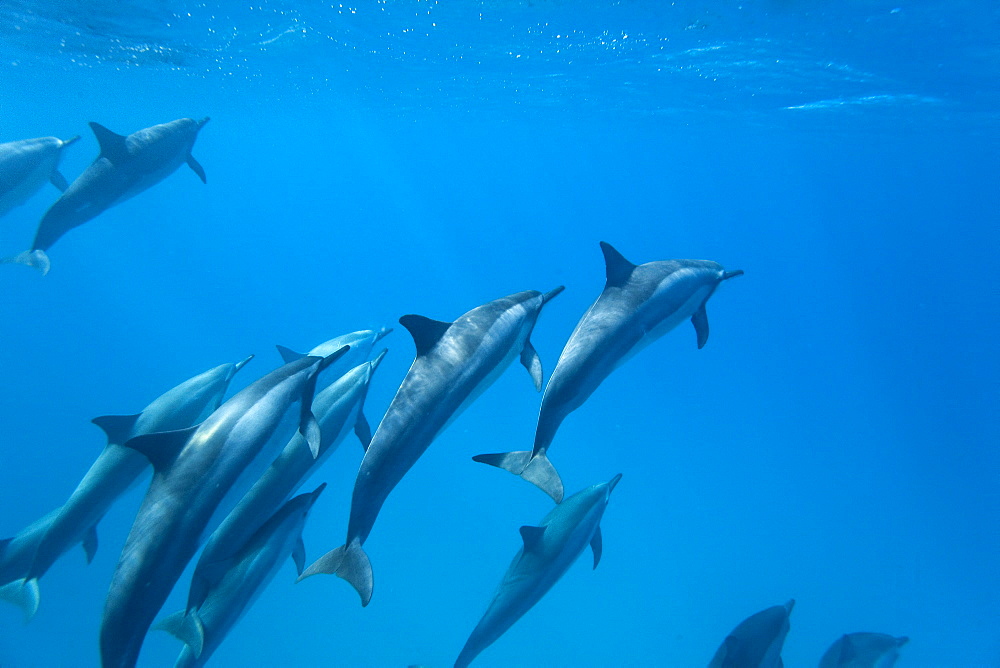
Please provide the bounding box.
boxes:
[472,450,564,503]
[0,578,40,621]
[298,539,373,607]
[1,250,51,276]
[154,609,206,658]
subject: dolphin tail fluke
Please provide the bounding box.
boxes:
[0,578,40,621]
[1,250,51,276]
[472,450,565,503]
[154,610,206,658]
[298,540,373,607]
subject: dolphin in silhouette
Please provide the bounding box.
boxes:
[156,484,325,668]
[455,474,621,668]
[709,600,795,668]
[99,348,345,668]
[0,135,79,217]
[475,241,743,501]
[0,356,252,619]
[819,632,909,668]
[4,117,208,274]
[299,287,563,606]
[186,351,386,613]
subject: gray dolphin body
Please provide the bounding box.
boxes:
[185,351,386,612]
[709,600,795,668]
[300,287,563,606]
[0,357,251,618]
[6,117,208,274]
[819,632,909,668]
[157,484,326,668]
[476,242,743,502]
[455,474,622,668]
[99,350,344,668]
[0,135,79,216]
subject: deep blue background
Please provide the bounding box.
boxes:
[1,1,998,666]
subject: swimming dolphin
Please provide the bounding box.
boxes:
[276,327,392,385]
[708,599,795,668]
[0,135,79,216]
[186,351,386,613]
[99,348,345,668]
[819,632,909,668]
[454,474,622,668]
[156,484,325,668]
[3,117,209,274]
[475,242,743,502]
[0,356,252,619]
[299,287,563,607]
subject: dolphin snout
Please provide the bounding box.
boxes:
[233,354,255,373]
[607,473,623,494]
[722,269,744,281]
[198,116,211,128]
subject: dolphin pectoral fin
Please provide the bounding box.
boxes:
[600,241,638,287]
[1,250,51,276]
[0,578,40,621]
[520,341,544,391]
[122,425,199,472]
[299,540,373,607]
[50,170,69,192]
[187,154,207,183]
[473,450,564,503]
[399,314,453,357]
[292,538,306,577]
[91,413,142,446]
[155,610,206,658]
[354,411,372,451]
[692,302,709,349]
[518,526,546,554]
[302,413,321,459]
[82,525,99,564]
[276,344,305,364]
[89,122,129,163]
[590,527,603,569]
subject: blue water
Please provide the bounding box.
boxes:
[1,1,998,666]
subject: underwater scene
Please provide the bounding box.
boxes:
[0,0,998,666]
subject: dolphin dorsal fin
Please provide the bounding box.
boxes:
[89,122,129,163]
[275,344,305,364]
[519,525,546,554]
[91,414,142,446]
[122,425,198,472]
[399,314,452,357]
[600,242,637,287]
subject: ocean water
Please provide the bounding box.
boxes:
[1,0,998,666]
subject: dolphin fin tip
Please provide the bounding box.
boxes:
[473,451,564,502]
[2,250,50,275]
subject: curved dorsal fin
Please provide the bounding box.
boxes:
[89,122,129,163]
[600,241,637,287]
[399,314,452,357]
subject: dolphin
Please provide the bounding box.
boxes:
[0,356,252,619]
[276,326,392,384]
[185,351,386,613]
[819,632,909,668]
[156,484,326,668]
[299,287,563,606]
[0,135,79,216]
[3,117,209,274]
[475,241,743,502]
[99,348,345,668]
[454,474,622,668]
[708,599,795,668]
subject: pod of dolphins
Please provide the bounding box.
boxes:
[1,119,908,667]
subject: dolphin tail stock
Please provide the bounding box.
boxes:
[1,250,51,276]
[154,609,206,658]
[471,450,564,503]
[0,578,41,621]
[298,539,373,607]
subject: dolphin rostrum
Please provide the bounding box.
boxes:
[276,326,392,385]
[819,632,909,668]
[0,356,252,619]
[156,484,326,668]
[186,351,386,613]
[99,348,345,668]
[0,135,79,217]
[4,117,209,274]
[299,287,563,606]
[708,600,795,668]
[475,242,743,502]
[454,474,622,668]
